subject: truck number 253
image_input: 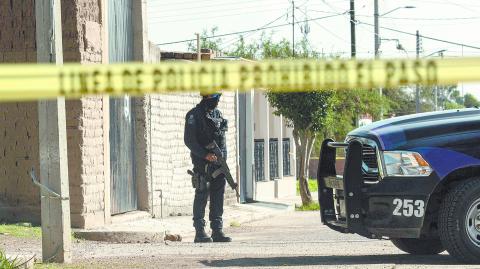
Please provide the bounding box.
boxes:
[392,199,425,217]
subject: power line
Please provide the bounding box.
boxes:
[219,0,309,52]
[148,0,273,9]
[219,11,290,51]
[308,9,480,21]
[148,0,277,7]
[149,8,288,23]
[148,3,289,19]
[358,20,480,50]
[156,13,344,46]
[295,7,370,52]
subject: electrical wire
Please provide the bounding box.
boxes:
[149,8,289,23]
[148,0,277,7]
[309,9,480,21]
[219,10,291,52]
[358,20,480,50]
[220,0,315,53]
[156,13,344,45]
[295,7,371,52]
[148,0,276,10]
[148,3,290,19]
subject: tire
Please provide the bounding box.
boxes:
[391,238,445,255]
[439,178,480,263]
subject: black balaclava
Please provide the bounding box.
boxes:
[204,98,219,110]
[201,94,221,110]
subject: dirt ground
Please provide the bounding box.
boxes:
[1,211,476,268]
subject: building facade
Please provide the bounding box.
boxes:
[238,90,297,202]
[0,0,294,230]
[0,0,239,228]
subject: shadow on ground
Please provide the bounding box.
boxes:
[200,254,462,267]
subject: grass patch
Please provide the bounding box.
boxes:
[295,202,320,211]
[0,223,41,239]
[296,179,318,195]
[0,249,20,269]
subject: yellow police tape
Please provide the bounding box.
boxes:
[1,57,480,101]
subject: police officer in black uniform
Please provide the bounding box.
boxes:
[184,93,232,243]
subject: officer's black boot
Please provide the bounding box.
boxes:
[194,227,213,243]
[211,229,232,242]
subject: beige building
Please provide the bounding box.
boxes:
[238,90,297,202]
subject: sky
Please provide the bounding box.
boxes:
[147,0,480,99]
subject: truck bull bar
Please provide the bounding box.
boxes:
[317,139,373,238]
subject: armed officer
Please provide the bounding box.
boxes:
[184,93,232,243]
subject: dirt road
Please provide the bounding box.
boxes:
[2,211,475,268]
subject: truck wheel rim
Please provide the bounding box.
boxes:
[466,198,480,247]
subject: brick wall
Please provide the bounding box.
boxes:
[138,48,238,218]
[63,0,106,228]
[0,0,40,223]
[0,0,106,228]
[145,92,237,217]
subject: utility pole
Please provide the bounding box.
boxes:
[196,33,201,62]
[374,0,379,58]
[416,30,421,113]
[373,0,383,119]
[350,0,356,58]
[35,0,71,263]
[292,0,295,57]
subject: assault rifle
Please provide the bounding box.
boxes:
[205,141,240,199]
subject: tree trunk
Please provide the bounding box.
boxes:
[296,129,313,205]
[293,129,301,180]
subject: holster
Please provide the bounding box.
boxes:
[188,169,208,191]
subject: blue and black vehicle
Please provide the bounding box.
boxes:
[317,108,480,263]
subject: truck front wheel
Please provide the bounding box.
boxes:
[439,178,480,263]
[391,238,445,255]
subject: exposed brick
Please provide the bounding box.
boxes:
[174,52,184,59]
[137,88,238,217]
[0,0,107,228]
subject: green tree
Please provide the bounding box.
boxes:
[228,36,259,59]
[257,35,334,205]
[326,89,384,140]
[464,93,480,108]
[383,88,416,116]
[267,91,334,205]
[187,27,223,52]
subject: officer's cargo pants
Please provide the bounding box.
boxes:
[193,174,226,230]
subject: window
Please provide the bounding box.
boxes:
[254,140,265,181]
[269,139,279,179]
[283,138,291,176]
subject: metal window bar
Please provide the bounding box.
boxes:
[269,139,279,179]
[283,138,291,176]
[254,140,265,182]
